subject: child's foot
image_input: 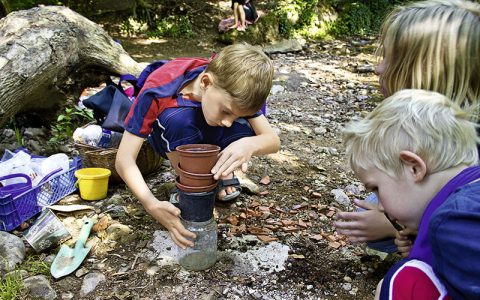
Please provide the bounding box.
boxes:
[237,25,246,32]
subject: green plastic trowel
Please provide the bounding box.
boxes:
[51,218,95,279]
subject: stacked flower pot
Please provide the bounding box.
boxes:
[175,144,220,271]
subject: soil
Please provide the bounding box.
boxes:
[47,40,398,299]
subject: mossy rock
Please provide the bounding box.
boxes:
[217,13,280,45]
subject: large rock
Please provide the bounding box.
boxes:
[0,6,142,126]
[0,231,26,272]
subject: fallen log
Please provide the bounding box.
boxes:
[0,5,142,126]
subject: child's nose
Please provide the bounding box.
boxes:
[221,119,233,127]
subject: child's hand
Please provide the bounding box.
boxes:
[145,201,196,249]
[334,199,397,243]
[211,139,253,180]
[395,228,416,257]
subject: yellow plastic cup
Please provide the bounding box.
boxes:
[74,168,111,201]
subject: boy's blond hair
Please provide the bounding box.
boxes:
[205,43,274,113]
[344,89,479,178]
[377,0,480,116]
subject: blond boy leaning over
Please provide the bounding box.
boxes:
[344,89,480,300]
[116,43,280,249]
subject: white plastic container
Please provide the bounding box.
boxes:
[73,125,122,148]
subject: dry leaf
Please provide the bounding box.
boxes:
[326,235,337,242]
[230,224,247,235]
[257,235,278,243]
[240,212,247,219]
[283,226,300,232]
[260,212,271,219]
[249,201,261,208]
[260,175,271,185]
[92,216,109,232]
[248,227,272,235]
[258,206,270,212]
[281,219,295,226]
[310,234,323,241]
[298,219,308,228]
[265,224,279,231]
[226,215,239,226]
[328,241,341,249]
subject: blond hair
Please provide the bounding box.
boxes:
[205,43,274,113]
[377,0,480,117]
[344,89,479,178]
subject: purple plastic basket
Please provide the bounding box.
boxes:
[0,156,82,232]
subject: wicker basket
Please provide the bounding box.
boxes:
[74,141,163,183]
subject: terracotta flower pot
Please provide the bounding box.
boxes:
[175,176,218,193]
[177,163,217,187]
[176,144,220,174]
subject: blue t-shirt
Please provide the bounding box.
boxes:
[429,180,480,300]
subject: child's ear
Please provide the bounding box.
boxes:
[399,150,427,182]
[200,73,214,89]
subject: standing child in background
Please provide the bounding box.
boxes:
[230,0,258,31]
[334,0,480,256]
[115,43,280,249]
[343,89,480,300]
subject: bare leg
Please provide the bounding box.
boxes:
[238,5,246,28]
[229,3,240,29]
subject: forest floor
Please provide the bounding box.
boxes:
[3,2,402,299]
[47,31,398,300]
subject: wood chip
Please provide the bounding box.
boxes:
[259,191,270,196]
[290,254,305,259]
[310,234,323,241]
[311,192,322,198]
[260,175,271,185]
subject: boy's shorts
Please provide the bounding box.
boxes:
[147,107,256,158]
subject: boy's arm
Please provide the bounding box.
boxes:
[212,115,280,179]
[115,131,195,249]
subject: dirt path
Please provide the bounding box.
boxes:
[43,39,401,299]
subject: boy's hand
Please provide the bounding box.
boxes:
[145,200,196,249]
[395,228,416,257]
[334,199,397,243]
[212,139,253,180]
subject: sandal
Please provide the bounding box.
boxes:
[217,174,242,202]
[169,187,179,206]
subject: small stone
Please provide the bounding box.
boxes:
[24,275,57,299]
[343,276,352,283]
[62,292,74,299]
[146,265,160,276]
[80,272,106,297]
[342,283,352,291]
[331,189,350,206]
[75,267,89,277]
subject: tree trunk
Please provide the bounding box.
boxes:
[0,6,143,127]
